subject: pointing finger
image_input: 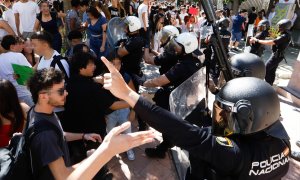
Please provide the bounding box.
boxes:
[101,56,117,73]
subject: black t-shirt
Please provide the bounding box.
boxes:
[248,12,257,24]
[250,30,269,55]
[165,54,202,88]
[36,12,59,35]
[63,75,116,137]
[108,6,120,18]
[29,110,71,180]
[219,28,231,53]
[272,31,291,53]
[121,35,144,75]
[154,51,178,75]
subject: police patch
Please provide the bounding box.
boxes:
[216,137,233,147]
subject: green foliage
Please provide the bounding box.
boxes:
[268,26,281,39]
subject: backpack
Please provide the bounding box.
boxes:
[39,54,70,82]
[0,108,62,180]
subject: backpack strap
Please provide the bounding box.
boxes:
[50,55,69,81]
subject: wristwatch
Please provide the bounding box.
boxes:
[256,39,259,43]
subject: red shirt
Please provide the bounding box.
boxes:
[0,123,23,148]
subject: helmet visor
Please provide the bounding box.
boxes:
[164,38,182,56]
[212,98,240,136]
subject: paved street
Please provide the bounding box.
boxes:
[107,41,300,179]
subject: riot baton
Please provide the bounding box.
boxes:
[201,0,234,81]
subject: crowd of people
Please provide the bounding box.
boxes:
[0,0,299,179]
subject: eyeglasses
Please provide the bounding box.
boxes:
[40,86,66,96]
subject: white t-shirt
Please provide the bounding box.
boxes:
[138,3,148,28]
[0,52,32,98]
[179,12,188,23]
[2,8,18,35]
[37,50,70,78]
[0,19,8,40]
[12,1,40,32]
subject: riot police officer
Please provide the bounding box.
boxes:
[116,16,147,130]
[144,25,180,110]
[250,19,291,85]
[144,25,180,75]
[230,52,266,79]
[99,60,291,179]
[143,32,202,158]
[250,19,270,56]
[209,52,266,96]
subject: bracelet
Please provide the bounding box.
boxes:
[82,133,85,140]
[256,39,259,43]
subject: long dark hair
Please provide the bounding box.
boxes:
[0,79,24,135]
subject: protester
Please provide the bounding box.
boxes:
[230,9,247,51]
[13,0,40,38]
[26,68,154,179]
[22,38,39,67]
[34,0,64,53]
[2,0,18,35]
[0,79,30,147]
[86,6,108,59]
[66,0,82,33]
[0,35,34,107]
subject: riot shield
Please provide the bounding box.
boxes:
[169,67,210,119]
[106,17,128,50]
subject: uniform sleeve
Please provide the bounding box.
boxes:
[31,130,63,167]
[274,34,287,46]
[124,40,139,54]
[164,62,184,82]
[133,97,242,172]
[154,53,167,66]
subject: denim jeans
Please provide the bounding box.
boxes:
[106,108,131,133]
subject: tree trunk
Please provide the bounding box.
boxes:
[64,0,72,13]
[232,0,240,14]
[266,0,276,16]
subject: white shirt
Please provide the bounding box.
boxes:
[37,50,70,78]
[179,12,188,24]
[37,50,69,112]
[0,52,32,98]
[291,13,298,27]
[0,19,8,40]
[2,8,19,35]
[138,3,148,28]
[12,1,40,32]
[268,12,276,25]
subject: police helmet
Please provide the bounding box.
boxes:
[213,77,289,140]
[160,25,180,47]
[175,32,198,54]
[125,16,141,33]
[277,19,292,32]
[230,53,266,79]
[217,18,230,29]
[164,32,198,55]
[257,19,270,30]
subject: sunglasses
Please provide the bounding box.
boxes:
[40,86,66,96]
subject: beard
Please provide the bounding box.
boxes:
[48,97,65,107]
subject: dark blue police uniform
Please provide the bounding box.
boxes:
[135,97,290,180]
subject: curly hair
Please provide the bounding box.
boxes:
[27,68,65,104]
